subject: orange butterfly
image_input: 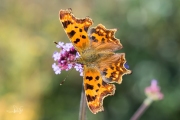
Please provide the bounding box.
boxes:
[59,8,131,114]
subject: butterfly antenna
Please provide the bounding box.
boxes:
[54,41,58,45]
[59,69,73,86]
[60,78,66,85]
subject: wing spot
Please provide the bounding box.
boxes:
[87,95,97,102]
[75,26,78,28]
[74,38,80,44]
[85,83,94,90]
[62,20,72,28]
[82,35,86,39]
[95,76,99,80]
[92,36,95,40]
[96,89,99,92]
[91,36,98,42]
[79,29,82,32]
[68,30,76,38]
[86,76,93,81]
[97,83,101,87]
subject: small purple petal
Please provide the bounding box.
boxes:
[75,52,80,59]
[56,42,64,48]
[151,79,158,86]
[74,63,83,76]
[52,52,60,61]
[63,43,73,51]
[67,64,73,70]
[52,63,61,74]
[80,72,83,76]
[124,62,129,69]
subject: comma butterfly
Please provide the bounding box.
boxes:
[59,8,131,114]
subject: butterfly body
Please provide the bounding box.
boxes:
[77,48,114,66]
[78,49,99,64]
[59,8,131,114]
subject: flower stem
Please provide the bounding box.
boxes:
[130,98,153,120]
[79,83,86,120]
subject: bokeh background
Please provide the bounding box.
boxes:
[0,0,179,120]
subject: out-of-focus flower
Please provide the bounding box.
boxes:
[130,80,164,120]
[52,42,83,76]
[145,79,164,101]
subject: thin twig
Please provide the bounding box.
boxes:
[130,98,153,120]
[79,83,86,120]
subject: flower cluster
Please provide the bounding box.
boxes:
[145,79,164,101]
[52,42,83,76]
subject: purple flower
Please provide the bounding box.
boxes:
[52,42,83,76]
[74,63,83,76]
[145,79,164,100]
[52,63,61,74]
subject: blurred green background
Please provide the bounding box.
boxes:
[0,0,179,120]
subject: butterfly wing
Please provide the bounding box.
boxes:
[59,9,93,54]
[88,24,131,83]
[89,24,122,52]
[83,65,115,114]
[99,53,132,84]
[59,9,131,114]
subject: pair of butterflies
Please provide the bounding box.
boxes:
[59,8,131,114]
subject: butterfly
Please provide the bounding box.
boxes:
[59,8,131,114]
